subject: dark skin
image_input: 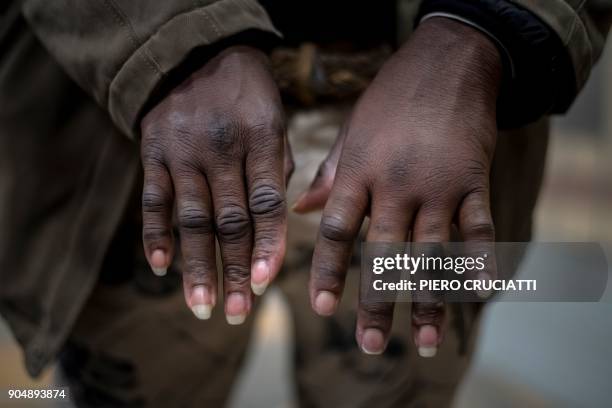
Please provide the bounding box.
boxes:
[294,18,501,356]
[141,46,293,324]
[141,18,501,354]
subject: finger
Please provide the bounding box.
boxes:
[291,160,335,213]
[458,190,497,298]
[246,135,287,297]
[141,155,174,277]
[210,167,254,325]
[172,167,217,320]
[292,123,347,213]
[356,198,414,355]
[310,171,368,316]
[411,203,454,357]
[284,136,295,187]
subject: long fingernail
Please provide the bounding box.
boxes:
[251,260,270,296]
[226,292,247,325]
[192,304,212,320]
[190,285,213,320]
[418,346,438,358]
[150,249,167,276]
[314,291,338,316]
[361,328,385,355]
[416,324,438,358]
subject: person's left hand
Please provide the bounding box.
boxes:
[295,18,502,356]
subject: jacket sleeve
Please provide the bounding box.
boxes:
[21,0,281,139]
[416,0,612,128]
[510,0,611,97]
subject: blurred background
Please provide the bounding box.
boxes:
[1,38,610,408]
[454,38,612,407]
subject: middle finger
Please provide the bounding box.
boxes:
[210,165,254,325]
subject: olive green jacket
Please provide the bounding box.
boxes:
[0,0,609,376]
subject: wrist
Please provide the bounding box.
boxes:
[415,0,576,128]
[394,17,502,111]
[213,45,269,66]
[141,39,272,129]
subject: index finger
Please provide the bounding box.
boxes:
[310,172,368,316]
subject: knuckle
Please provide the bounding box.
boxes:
[182,258,216,285]
[141,139,166,163]
[464,159,488,178]
[177,202,213,234]
[312,256,345,294]
[223,264,250,285]
[142,188,168,213]
[361,302,393,320]
[252,227,276,248]
[418,220,449,242]
[205,115,240,153]
[205,114,282,154]
[319,214,353,242]
[244,111,283,139]
[312,264,345,293]
[412,302,445,325]
[249,185,284,216]
[248,120,282,140]
[384,160,410,187]
[142,224,171,244]
[464,220,495,241]
[370,220,390,234]
[215,205,251,242]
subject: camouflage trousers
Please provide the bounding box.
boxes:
[57,107,549,408]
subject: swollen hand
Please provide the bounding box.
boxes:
[307,18,502,356]
[140,46,293,324]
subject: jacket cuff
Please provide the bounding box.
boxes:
[510,0,605,91]
[416,0,576,129]
[108,0,281,140]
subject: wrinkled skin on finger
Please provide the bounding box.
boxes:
[140,46,293,324]
[307,18,502,356]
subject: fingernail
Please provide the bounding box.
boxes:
[314,291,337,316]
[416,324,438,358]
[226,292,247,325]
[190,285,213,320]
[418,346,438,358]
[361,328,385,355]
[152,267,167,276]
[477,271,492,299]
[150,249,167,276]
[291,191,307,209]
[191,304,212,320]
[227,314,246,325]
[251,260,270,296]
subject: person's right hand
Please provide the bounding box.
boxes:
[140,45,293,325]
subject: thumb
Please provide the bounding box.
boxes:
[292,120,348,213]
[292,162,335,213]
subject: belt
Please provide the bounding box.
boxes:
[270,43,392,106]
